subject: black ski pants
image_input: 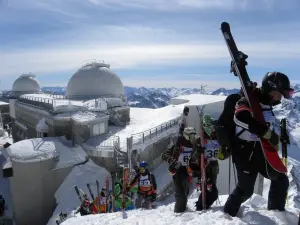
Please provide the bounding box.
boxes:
[224,141,289,217]
[173,167,190,213]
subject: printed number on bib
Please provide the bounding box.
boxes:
[140,180,151,186]
[205,149,218,160]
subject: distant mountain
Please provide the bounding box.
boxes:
[210,88,240,96]
[40,85,300,111]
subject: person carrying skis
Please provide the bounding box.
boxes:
[113,179,135,212]
[127,161,157,209]
[223,72,293,217]
[187,114,221,211]
[161,127,197,213]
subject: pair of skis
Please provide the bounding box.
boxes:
[121,167,129,218]
[220,22,287,174]
[196,105,207,210]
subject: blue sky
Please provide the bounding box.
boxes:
[1,0,300,91]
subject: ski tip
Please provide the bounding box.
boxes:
[221,22,230,31]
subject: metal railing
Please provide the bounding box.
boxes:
[131,118,180,146]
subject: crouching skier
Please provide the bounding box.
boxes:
[127,161,157,209]
[161,127,196,213]
[188,114,221,211]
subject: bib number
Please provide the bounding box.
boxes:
[140,180,151,186]
[205,149,218,159]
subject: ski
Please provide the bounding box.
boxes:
[280,118,289,167]
[196,105,207,210]
[105,176,109,213]
[121,167,129,218]
[220,22,287,173]
[96,180,100,213]
[74,185,83,204]
[87,183,95,201]
[55,212,68,225]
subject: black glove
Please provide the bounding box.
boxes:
[151,193,157,202]
[263,129,279,147]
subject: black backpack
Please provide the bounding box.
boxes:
[215,93,242,159]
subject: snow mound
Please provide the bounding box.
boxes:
[5,137,87,165]
[60,195,298,225]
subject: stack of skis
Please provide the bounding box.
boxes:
[56,168,130,224]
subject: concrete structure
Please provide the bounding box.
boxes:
[4,137,88,225]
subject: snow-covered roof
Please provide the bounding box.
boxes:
[171,93,227,105]
[89,94,226,150]
[66,62,124,99]
[5,137,87,166]
[0,101,9,106]
[71,111,109,124]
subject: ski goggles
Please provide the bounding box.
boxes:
[281,88,294,99]
[139,167,146,173]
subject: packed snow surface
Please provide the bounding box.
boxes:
[61,194,298,225]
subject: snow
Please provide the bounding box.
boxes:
[0,101,9,105]
[90,94,226,151]
[60,194,298,225]
[5,137,87,166]
[71,111,109,124]
[47,161,110,225]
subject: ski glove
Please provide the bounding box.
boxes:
[151,193,157,202]
[263,129,279,147]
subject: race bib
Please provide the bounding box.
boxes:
[139,175,151,187]
[178,147,193,166]
[204,140,219,161]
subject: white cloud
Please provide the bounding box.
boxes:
[2,39,300,78]
[122,76,240,89]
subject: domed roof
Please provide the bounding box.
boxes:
[12,74,40,92]
[66,61,124,99]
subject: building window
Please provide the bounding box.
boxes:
[92,123,105,136]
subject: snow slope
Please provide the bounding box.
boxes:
[61,194,298,225]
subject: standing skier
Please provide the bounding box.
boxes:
[161,127,197,213]
[224,72,293,217]
[127,161,157,209]
[188,114,221,211]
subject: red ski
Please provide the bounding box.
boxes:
[220,22,287,173]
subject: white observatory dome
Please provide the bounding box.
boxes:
[66,61,124,99]
[12,74,40,92]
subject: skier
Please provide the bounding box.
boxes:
[113,179,135,212]
[127,161,157,209]
[75,197,95,216]
[223,72,293,217]
[161,127,196,213]
[188,114,221,211]
[0,195,5,216]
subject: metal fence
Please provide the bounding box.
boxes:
[131,118,180,146]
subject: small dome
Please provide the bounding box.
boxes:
[12,74,40,92]
[66,61,124,99]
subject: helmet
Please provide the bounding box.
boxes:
[183,127,196,141]
[203,114,215,136]
[262,72,294,99]
[139,161,148,168]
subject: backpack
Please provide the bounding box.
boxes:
[215,93,242,160]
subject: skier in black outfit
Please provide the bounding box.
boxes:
[224,72,294,217]
[161,127,197,213]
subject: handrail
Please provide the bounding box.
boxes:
[131,117,180,146]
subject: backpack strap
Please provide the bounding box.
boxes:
[235,128,246,138]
